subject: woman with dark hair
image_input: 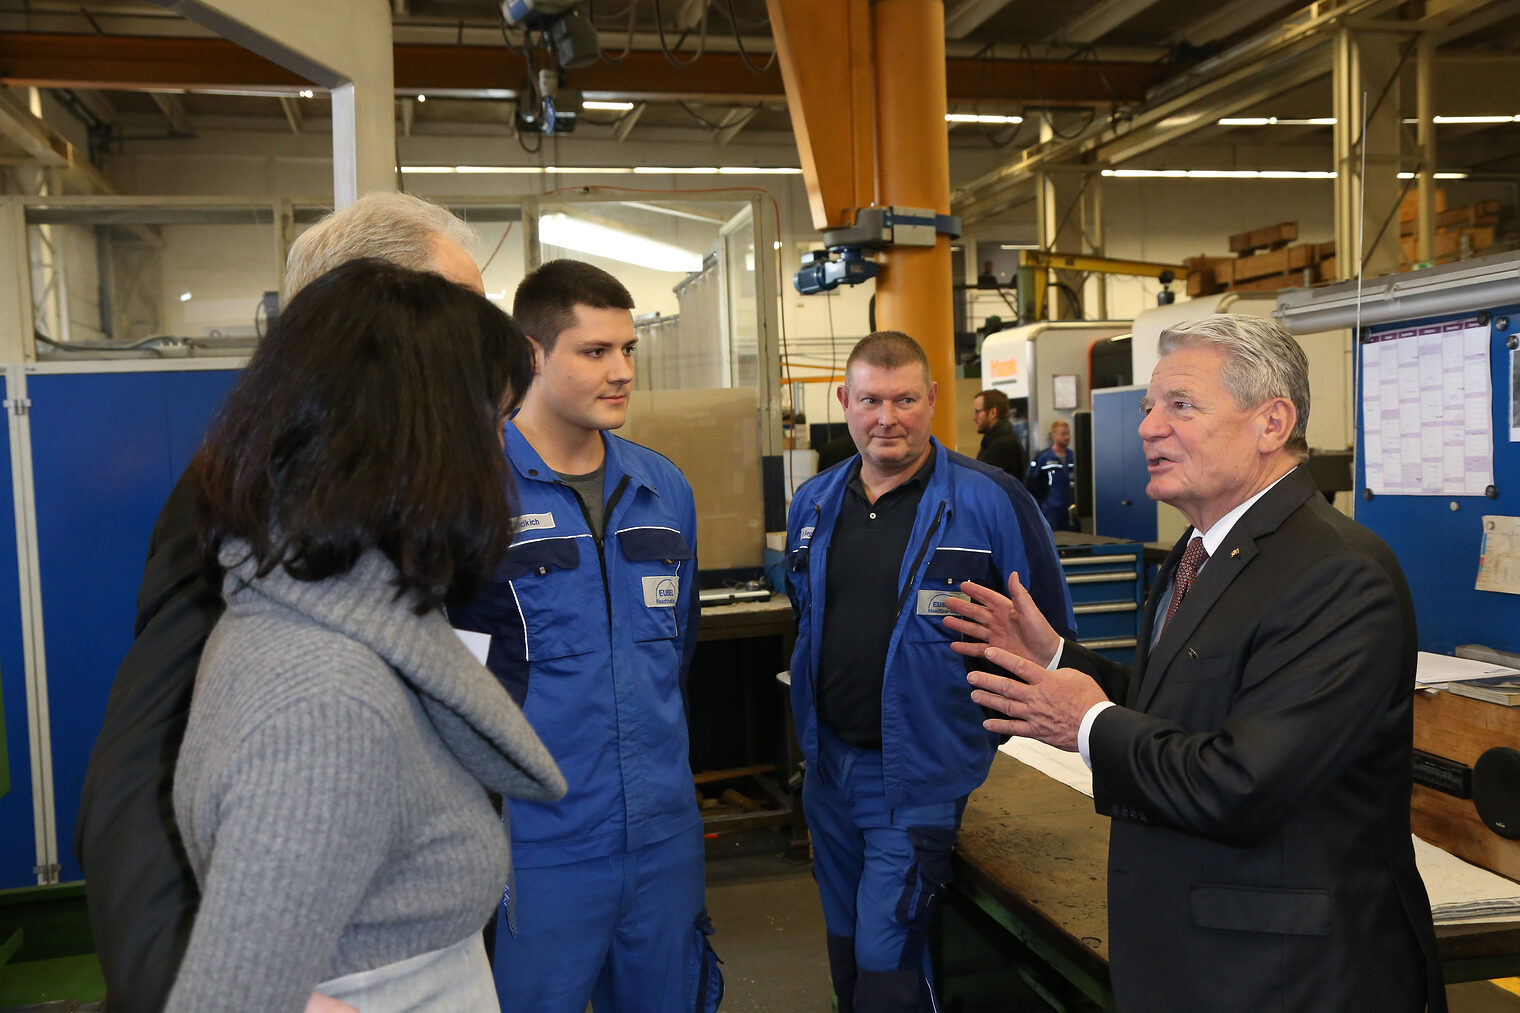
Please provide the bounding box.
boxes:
[165,258,565,1013]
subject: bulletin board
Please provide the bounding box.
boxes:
[1354,301,1520,655]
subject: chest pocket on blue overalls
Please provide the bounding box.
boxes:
[498,536,591,661]
[616,526,693,643]
[909,546,999,642]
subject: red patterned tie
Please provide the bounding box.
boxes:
[1161,536,1208,636]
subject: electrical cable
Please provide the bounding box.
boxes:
[597,0,639,63]
[652,0,709,68]
[725,0,776,74]
[679,101,737,129]
[481,220,515,274]
[1040,106,1097,140]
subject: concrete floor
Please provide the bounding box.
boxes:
[701,834,1520,1013]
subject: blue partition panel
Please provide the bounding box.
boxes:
[1091,387,1156,543]
[1354,304,1520,655]
[0,373,38,888]
[28,368,239,882]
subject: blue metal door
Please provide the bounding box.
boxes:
[1091,387,1155,543]
[28,367,240,883]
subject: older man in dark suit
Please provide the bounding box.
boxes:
[945,314,1445,1012]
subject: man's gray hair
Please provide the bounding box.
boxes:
[1157,314,1310,459]
[281,192,475,302]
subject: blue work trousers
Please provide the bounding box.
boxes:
[803,724,963,1013]
[492,823,720,1013]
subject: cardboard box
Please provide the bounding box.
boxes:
[621,387,764,570]
[1398,186,1448,222]
[1229,221,1298,253]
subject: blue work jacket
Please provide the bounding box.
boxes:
[785,438,1076,809]
[450,422,701,867]
[1027,447,1076,532]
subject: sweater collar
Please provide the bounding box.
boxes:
[220,544,565,804]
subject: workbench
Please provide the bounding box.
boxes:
[939,752,1520,1011]
[690,594,803,847]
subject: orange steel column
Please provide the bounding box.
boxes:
[871,0,957,447]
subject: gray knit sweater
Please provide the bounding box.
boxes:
[166,547,566,1013]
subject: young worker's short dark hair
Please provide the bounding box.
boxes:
[512,258,635,352]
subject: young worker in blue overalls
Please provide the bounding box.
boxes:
[784,331,1075,1012]
[1027,418,1078,532]
[449,259,720,1013]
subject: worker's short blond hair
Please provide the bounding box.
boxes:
[281,192,476,302]
[845,330,932,389]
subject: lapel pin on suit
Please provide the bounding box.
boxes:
[1230,548,1240,558]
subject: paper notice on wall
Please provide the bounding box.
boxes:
[1510,347,1520,442]
[1476,515,1520,595]
[1362,319,1492,496]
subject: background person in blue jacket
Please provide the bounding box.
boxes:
[448,260,720,1013]
[1026,419,1078,532]
[784,331,1075,1012]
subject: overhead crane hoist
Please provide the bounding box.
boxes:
[793,206,963,295]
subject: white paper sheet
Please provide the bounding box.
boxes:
[998,736,1094,797]
[1414,836,1520,924]
[1415,650,1520,685]
[453,628,491,665]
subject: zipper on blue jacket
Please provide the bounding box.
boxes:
[563,474,631,629]
[894,500,946,619]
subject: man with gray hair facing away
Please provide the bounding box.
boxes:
[949,314,1445,1012]
[74,192,485,1013]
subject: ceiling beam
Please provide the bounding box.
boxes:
[715,106,760,145]
[1055,0,1164,45]
[0,33,1166,106]
[1166,0,1294,47]
[944,0,1015,40]
[612,102,645,141]
[278,94,303,133]
[150,91,195,135]
[0,89,120,194]
[70,88,118,124]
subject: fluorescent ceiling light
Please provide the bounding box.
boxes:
[179,291,192,302]
[946,113,1023,124]
[1101,169,1336,179]
[1218,116,1337,126]
[584,100,635,111]
[1397,171,1469,179]
[401,164,798,176]
[1000,243,1040,250]
[538,213,704,273]
[1432,115,1516,124]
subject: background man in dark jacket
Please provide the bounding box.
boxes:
[971,388,1025,478]
[73,192,485,1013]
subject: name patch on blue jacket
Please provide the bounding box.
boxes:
[642,575,679,607]
[916,589,970,615]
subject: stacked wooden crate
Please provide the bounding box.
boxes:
[1184,221,1336,297]
[1398,189,1509,265]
